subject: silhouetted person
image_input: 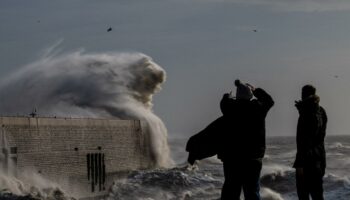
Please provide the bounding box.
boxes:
[293,85,327,200]
[218,80,274,200]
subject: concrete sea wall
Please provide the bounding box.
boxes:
[0,116,153,198]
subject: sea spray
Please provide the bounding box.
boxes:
[0,51,173,168]
[0,128,17,177]
[0,170,74,200]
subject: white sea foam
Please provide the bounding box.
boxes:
[261,187,284,200]
[329,142,350,149]
[261,164,294,177]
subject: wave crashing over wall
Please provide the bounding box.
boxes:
[0,51,173,168]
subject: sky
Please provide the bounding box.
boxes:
[1,0,350,137]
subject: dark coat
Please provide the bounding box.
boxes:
[218,88,274,161]
[293,95,327,169]
[186,116,226,164]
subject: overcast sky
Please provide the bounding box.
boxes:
[1,0,350,137]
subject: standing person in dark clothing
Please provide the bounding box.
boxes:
[293,85,327,200]
[218,79,274,200]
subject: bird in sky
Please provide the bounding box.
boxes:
[107,27,112,32]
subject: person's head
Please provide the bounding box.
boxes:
[301,84,316,100]
[235,79,253,100]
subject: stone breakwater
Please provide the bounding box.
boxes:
[0,116,153,199]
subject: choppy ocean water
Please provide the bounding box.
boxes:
[106,136,350,200]
[1,136,350,200]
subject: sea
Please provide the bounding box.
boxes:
[1,136,350,200]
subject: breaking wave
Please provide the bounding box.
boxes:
[260,164,350,199]
[0,170,74,200]
[0,50,172,168]
[261,164,296,195]
[328,142,350,149]
[105,164,287,200]
[106,166,222,200]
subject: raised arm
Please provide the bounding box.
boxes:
[253,88,274,115]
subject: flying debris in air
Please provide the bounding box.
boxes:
[107,27,112,32]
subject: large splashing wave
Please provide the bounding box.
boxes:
[0,50,173,168]
[0,170,74,200]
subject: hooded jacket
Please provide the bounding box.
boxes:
[218,88,274,161]
[293,95,327,169]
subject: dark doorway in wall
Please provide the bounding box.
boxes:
[86,153,106,192]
